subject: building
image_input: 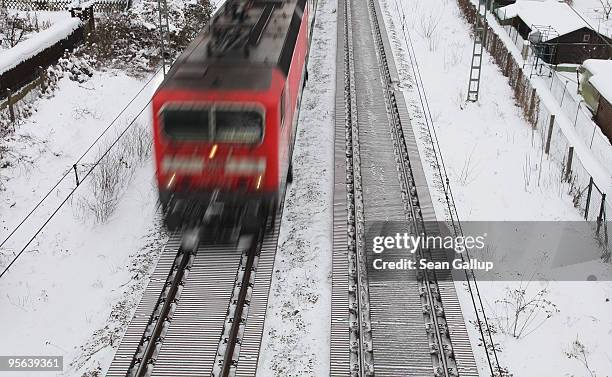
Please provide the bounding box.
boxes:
[496,0,612,64]
[580,59,612,143]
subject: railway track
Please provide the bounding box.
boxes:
[107,215,281,377]
[330,0,479,374]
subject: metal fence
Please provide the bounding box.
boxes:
[500,23,529,57]
[542,71,612,171]
[457,0,611,251]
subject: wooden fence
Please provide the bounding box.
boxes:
[0,21,88,99]
[1,0,129,12]
[0,6,97,120]
[0,69,47,123]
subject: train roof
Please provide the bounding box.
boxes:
[161,0,307,92]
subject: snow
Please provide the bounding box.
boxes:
[572,0,612,37]
[0,18,81,75]
[256,0,336,374]
[484,9,612,192]
[583,58,612,103]
[7,10,72,26]
[496,0,591,41]
[0,68,165,376]
[378,0,612,375]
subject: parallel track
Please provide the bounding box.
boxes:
[107,214,281,377]
[331,0,479,375]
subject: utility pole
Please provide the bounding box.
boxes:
[157,0,171,76]
[467,0,488,102]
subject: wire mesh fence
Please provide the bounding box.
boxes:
[541,71,612,170]
[457,0,611,250]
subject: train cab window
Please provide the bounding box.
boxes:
[215,110,263,144]
[162,108,211,140]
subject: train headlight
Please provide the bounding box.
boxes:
[166,173,177,189]
[209,144,218,159]
[225,157,266,175]
[161,156,204,173]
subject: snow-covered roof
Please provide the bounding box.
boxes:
[583,59,612,103]
[0,18,81,76]
[496,0,591,41]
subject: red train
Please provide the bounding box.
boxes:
[152,0,310,233]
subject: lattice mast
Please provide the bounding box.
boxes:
[157,0,171,75]
[466,0,488,102]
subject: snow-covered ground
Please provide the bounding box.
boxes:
[7,10,71,25]
[0,10,73,65]
[1,10,70,46]
[378,0,612,376]
[256,0,336,375]
[1,0,610,375]
[0,66,167,375]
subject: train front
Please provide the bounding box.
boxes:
[152,64,285,237]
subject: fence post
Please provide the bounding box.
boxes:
[585,177,593,220]
[73,164,80,186]
[528,87,536,120]
[88,6,95,31]
[597,193,606,232]
[38,66,46,92]
[504,52,512,76]
[574,101,581,128]
[545,114,555,154]
[564,146,574,182]
[6,88,15,124]
[560,80,568,106]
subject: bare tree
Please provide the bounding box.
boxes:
[0,10,51,49]
[494,281,559,339]
[598,0,612,20]
[565,338,597,377]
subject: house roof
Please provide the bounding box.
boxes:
[583,59,612,103]
[496,0,591,41]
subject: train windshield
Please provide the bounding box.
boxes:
[215,110,263,144]
[163,108,211,141]
[162,107,263,144]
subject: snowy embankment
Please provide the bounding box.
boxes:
[0,68,165,376]
[377,0,612,376]
[0,17,81,75]
[256,0,336,375]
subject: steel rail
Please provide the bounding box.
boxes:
[219,230,263,377]
[341,0,375,374]
[335,0,464,373]
[127,233,199,377]
[363,0,456,372]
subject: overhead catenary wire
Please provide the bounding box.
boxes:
[0,67,161,251]
[0,97,152,279]
[565,2,612,50]
[0,13,217,279]
[390,0,502,374]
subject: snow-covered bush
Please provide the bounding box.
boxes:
[493,282,560,339]
[417,10,441,51]
[81,0,213,73]
[0,9,52,50]
[565,338,597,377]
[77,122,152,223]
